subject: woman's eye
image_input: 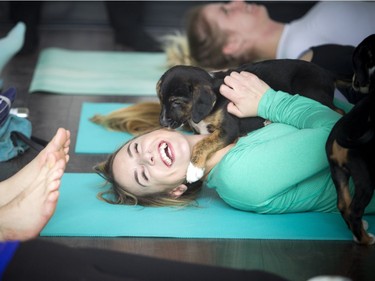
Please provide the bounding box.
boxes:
[142,171,149,181]
[134,143,139,153]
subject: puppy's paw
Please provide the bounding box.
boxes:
[186,162,205,183]
[369,233,375,245]
[362,219,369,230]
[353,232,375,245]
[352,221,375,245]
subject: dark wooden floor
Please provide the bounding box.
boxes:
[1,22,375,281]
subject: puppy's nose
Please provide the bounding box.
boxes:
[160,109,169,127]
[160,109,181,128]
[161,118,180,129]
[160,115,170,127]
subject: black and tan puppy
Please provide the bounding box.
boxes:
[326,34,375,246]
[352,35,375,94]
[157,59,342,183]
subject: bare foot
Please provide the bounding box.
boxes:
[0,152,65,241]
[0,128,70,206]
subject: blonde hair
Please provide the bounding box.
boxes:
[90,102,162,136]
[162,32,193,67]
[94,140,203,207]
[186,5,245,70]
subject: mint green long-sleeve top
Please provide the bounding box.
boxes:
[205,89,375,214]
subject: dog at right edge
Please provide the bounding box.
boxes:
[326,34,375,246]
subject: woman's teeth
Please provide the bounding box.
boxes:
[160,142,172,166]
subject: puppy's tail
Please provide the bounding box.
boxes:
[90,102,162,135]
[162,32,193,67]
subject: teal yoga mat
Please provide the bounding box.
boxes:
[76,102,190,154]
[41,173,375,239]
[76,102,133,154]
[29,48,167,96]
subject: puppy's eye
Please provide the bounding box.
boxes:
[170,98,184,107]
[172,100,183,106]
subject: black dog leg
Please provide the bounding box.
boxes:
[329,162,352,225]
[349,162,375,245]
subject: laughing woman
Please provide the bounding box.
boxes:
[95,71,375,216]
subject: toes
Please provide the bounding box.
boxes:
[34,154,55,183]
[51,128,70,152]
[44,191,60,217]
[47,168,64,184]
[47,179,61,193]
[46,152,57,168]
[47,190,60,202]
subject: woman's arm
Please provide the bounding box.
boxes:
[220,71,269,118]
[211,71,342,212]
[220,71,341,130]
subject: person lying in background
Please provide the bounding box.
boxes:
[164,1,375,70]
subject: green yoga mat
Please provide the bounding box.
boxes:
[40,173,375,239]
[76,102,133,154]
[29,48,167,96]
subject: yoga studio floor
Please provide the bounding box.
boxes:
[1,21,375,281]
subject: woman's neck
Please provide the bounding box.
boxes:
[253,21,285,60]
[204,143,234,178]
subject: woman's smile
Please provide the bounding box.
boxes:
[159,141,174,167]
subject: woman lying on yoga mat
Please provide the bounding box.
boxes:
[164,1,375,70]
[94,71,375,214]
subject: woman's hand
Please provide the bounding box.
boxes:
[219,71,270,118]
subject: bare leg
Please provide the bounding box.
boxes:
[0,150,66,241]
[0,128,70,206]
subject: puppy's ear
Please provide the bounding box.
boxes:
[191,84,217,123]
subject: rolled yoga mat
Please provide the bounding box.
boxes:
[29,48,167,96]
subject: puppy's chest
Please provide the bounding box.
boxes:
[188,108,229,135]
[189,112,222,134]
[189,120,215,134]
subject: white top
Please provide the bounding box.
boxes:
[276,1,375,59]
